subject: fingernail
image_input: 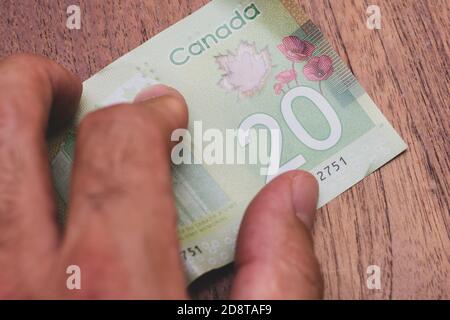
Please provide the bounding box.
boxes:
[134,84,172,102]
[292,173,319,230]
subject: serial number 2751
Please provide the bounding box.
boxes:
[316,156,348,181]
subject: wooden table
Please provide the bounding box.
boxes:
[0,0,448,299]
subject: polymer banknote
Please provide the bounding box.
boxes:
[49,0,407,283]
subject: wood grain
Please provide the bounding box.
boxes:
[0,0,448,299]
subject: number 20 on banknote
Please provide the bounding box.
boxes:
[239,85,342,183]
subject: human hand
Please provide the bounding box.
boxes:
[0,54,322,299]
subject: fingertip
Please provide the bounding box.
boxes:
[134,84,184,103]
[134,84,188,131]
[291,171,319,230]
[246,170,319,228]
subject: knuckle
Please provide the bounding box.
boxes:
[0,55,54,132]
[77,105,170,177]
[1,54,50,83]
[0,99,22,133]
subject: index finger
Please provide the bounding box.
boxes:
[0,54,81,294]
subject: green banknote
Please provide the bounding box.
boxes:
[50,0,406,282]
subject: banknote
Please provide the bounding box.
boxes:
[49,0,407,283]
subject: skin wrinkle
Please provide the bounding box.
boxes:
[0,138,22,249]
[77,155,129,214]
[75,116,152,214]
[84,185,128,214]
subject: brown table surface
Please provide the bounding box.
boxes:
[0,0,448,299]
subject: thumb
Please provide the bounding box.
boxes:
[230,171,323,300]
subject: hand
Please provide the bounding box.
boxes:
[0,54,323,299]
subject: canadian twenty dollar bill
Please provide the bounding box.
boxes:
[49,0,407,283]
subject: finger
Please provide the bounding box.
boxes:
[0,54,82,294]
[230,171,323,300]
[61,85,188,298]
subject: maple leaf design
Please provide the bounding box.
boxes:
[216,41,272,99]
